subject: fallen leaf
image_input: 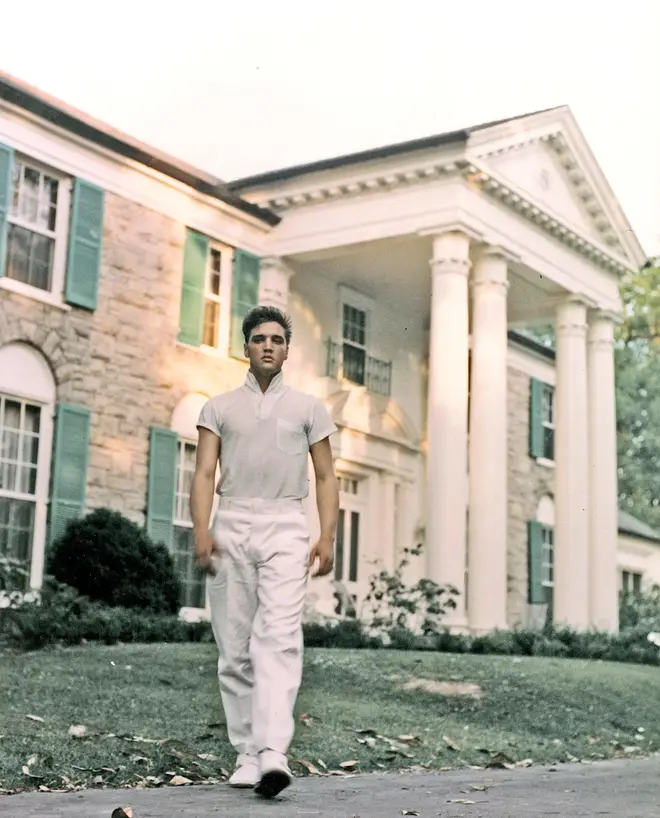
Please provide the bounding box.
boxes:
[449,799,477,804]
[340,760,359,770]
[169,775,193,786]
[38,785,51,792]
[197,753,218,762]
[25,714,44,723]
[68,724,88,739]
[296,759,326,776]
[92,775,103,785]
[470,784,488,792]
[21,766,44,779]
[398,735,421,745]
[111,810,133,818]
[355,728,378,736]
[402,811,419,816]
[486,751,516,770]
[207,722,224,729]
[26,754,38,768]
[443,735,459,751]
[516,758,534,768]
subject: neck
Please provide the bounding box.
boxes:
[250,367,281,394]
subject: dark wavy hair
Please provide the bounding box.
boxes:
[242,305,293,345]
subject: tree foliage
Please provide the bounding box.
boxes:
[616,259,660,528]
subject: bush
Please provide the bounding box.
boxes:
[0,577,212,651]
[47,509,182,615]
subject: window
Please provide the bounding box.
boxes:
[621,570,642,596]
[342,304,367,385]
[541,385,555,461]
[172,440,205,608]
[540,524,554,598]
[333,474,365,617]
[5,158,69,297]
[202,247,223,348]
[0,397,41,591]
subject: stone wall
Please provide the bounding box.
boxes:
[507,365,555,626]
[0,191,248,526]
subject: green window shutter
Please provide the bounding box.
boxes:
[0,142,14,279]
[528,521,545,604]
[146,427,178,548]
[529,378,545,458]
[177,229,208,346]
[65,179,105,309]
[49,404,91,546]
[230,249,261,359]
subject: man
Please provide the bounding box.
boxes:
[190,305,339,799]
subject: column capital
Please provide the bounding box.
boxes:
[428,230,472,278]
[472,246,510,292]
[476,244,520,265]
[587,310,620,349]
[259,256,294,310]
[555,296,589,337]
[260,256,294,280]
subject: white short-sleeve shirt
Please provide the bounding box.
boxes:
[197,370,337,500]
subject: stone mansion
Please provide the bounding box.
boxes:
[1,71,657,633]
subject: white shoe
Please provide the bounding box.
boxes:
[254,750,292,798]
[228,754,260,788]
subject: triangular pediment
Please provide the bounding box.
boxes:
[467,107,645,268]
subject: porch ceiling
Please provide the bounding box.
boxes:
[286,235,565,327]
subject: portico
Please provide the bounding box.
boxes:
[230,105,646,633]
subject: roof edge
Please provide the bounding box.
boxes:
[0,72,280,228]
[228,129,469,191]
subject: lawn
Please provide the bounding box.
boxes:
[1,644,659,794]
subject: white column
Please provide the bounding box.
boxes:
[554,298,590,629]
[426,230,471,625]
[259,257,293,311]
[468,248,509,632]
[588,311,619,632]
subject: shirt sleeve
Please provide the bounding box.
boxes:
[197,398,222,438]
[306,398,337,446]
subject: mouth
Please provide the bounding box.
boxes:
[262,356,274,362]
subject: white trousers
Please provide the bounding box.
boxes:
[206,497,310,756]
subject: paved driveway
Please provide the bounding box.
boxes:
[2,758,656,817]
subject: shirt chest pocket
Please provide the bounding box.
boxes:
[276,418,307,456]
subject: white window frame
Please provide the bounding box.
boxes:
[0,392,53,597]
[334,472,367,617]
[0,154,71,309]
[199,240,233,357]
[540,384,556,464]
[540,524,554,589]
[337,286,376,387]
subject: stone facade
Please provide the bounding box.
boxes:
[0,191,249,527]
[506,365,554,626]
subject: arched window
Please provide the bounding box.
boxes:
[0,342,56,592]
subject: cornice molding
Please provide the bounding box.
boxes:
[460,161,632,277]
[253,141,633,278]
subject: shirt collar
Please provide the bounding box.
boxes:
[244,369,285,395]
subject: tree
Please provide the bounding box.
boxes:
[616,259,660,528]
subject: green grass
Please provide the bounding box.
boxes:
[1,644,659,794]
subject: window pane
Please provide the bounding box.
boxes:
[0,497,35,592]
[202,300,220,347]
[40,175,59,232]
[6,224,54,291]
[334,509,345,581]
[24,405,41,435]
[543,427,554,461]
[343,344,366,385]
[20,166,40,223]
[209,249,222,295]
[349,511,359,582]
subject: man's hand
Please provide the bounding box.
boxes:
[309,537,334,577]
[195,531,220,576]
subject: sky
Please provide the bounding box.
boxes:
[4,0,659,255]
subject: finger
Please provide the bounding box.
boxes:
[308,548,317,568]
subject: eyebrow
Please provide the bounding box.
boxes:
[252,333,285,341]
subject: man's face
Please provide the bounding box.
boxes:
[245,321,289,376]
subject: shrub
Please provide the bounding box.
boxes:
[47,508,182,615]
[0,577,213,651]
[362,544,460,637]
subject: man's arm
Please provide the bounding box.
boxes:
[308,436,339,577]
[190,427,221,574]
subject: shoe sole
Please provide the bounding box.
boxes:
[254,769,291,798]
[228,780,258,789]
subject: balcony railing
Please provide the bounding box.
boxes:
[325,339,392,397]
